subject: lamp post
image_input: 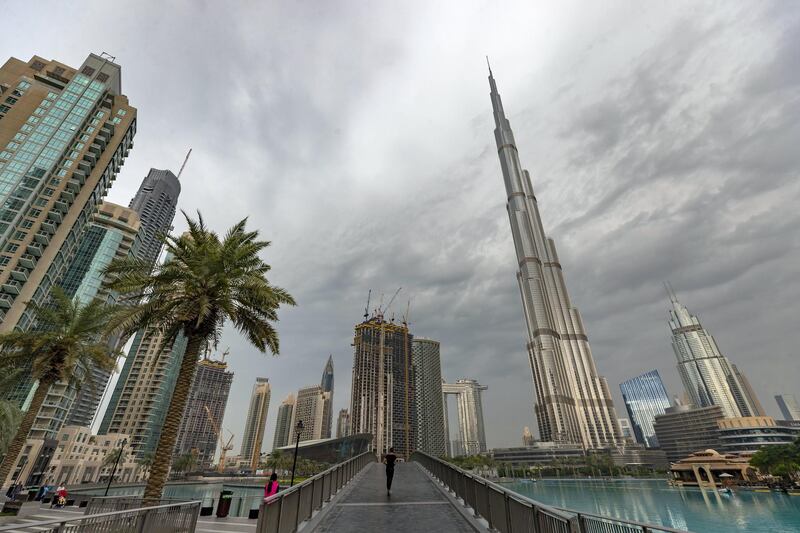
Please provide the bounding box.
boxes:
[104,438,127,497]
[290,420,304,487]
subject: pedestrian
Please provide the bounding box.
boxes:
[54,483,67,508]
[264,473,280,501]
[383,447,397,496]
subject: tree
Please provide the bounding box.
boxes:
[172,454,196,477]
[136,452,154,480]
[0,288,120,490]
[104,213,295,500]
[267,450,284,474]
[750,439,800,481]
[0,368,22,459]
[102,447,128,469]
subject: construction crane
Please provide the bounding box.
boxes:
[382,287,402,316]
[364,289,372,320]
[204,405,234,473]
[177,148,192,179]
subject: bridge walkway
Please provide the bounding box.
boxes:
[307,461,484,532]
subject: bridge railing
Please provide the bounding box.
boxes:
[411,451,691,533]
[256,451,375,533]
[84,495,189,515]
[0,500,200,533]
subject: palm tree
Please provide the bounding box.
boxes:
[104,213,295,501]
[136,452,154,480]
[267,450,284,474]
[0,288,120,491]
[102,447,127,469]
[0,368,23,459]
[171,454,196,477]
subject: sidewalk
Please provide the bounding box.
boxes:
[308,462,483,533]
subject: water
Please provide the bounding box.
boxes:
[502,478,800,532]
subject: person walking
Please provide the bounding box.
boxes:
[264,473,280,502]
[383,447,397,496]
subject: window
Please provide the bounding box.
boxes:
[27,208,41,217]
[6,244,18,253]
[12,231,26,241]
[0,256,9,266]
[5,97,17,104]
[53,66,65,76]
[21,220,33,229]
[30,60,45,71]
[81,66,96,76]
[34,198,47,207]
[0,105,10,113]
[116,109,127,116]
[96,73,109,83]
[12,90,22,97]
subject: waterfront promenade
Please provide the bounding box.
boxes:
[307,461,484,532]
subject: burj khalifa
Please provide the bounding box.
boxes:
[489,66,621,448]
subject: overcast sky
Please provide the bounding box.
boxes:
[3,1,799,450]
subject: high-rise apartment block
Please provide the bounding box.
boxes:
[0,53,136,334]
[336,409,351,439]
[127,168,180,268]
[731,364,766,417]
[272,394,295,451]
[291,385,330,443]
[775,394,800,421]
[350,315,416,458]
[60,202,140,429]
[411,338,446,456]
[522,427,535,446]
[653,404,724,462]
[99,327,188,457]
[668,288,762,419]
[619,370,671,448]
[488,68,621,448]
[442,379,488,456]
[320,355,334,439]
[174,358,233,469]
[0,54,136,436]
[240,378,271,470]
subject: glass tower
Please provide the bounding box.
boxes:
[128,168,180,268]
[619,370,671,448]
[442,379,488,456]
[320,355,334,439]
[775,394,800,421]
[0,54,136,441]
[412,338,446,456]
[668,287,759,418]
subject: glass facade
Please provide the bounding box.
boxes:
[619,370,671,448]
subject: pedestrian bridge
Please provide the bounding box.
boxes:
[0,452,690,533]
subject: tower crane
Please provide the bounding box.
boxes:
[204,405,234,473]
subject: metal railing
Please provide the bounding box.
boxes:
[84,495,188,515]
[255,451,375,533]
[0,500,200,533]
[411,452,692,533]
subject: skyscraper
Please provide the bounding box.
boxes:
[619,370,672,448]
[173,358,233,469]
[442,379,488,456]
[320,355,334,439]
[0,54,136,438]
[99,327,188,458]
[653,405,724,462]
[0,54,136,335]
[522,427,535,446]
[412,338,446,456]
[488,67,620,448]
[272,394,295,451]
[731,364,766,417]
[290,385,330,443]
[775,394,800,421]
[350,314,416,458]
[668,288,759,418]
[128,168,180,268]
[60,202,140,429]
[336,409,351,439]
[240,378,271,470]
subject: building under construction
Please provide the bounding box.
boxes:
[350,314,417,459]
[174,357,233,469]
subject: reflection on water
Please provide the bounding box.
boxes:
[502,478,800,532]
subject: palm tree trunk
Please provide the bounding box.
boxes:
[0,377,54,491]
[142,334,204,502]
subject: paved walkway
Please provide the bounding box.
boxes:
[308,462,482,533]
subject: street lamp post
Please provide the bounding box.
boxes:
[289,420,304,487]
[104,438,128,497]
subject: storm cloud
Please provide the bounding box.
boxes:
[3,1,798,449]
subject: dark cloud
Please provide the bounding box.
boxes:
[3,1,798,449]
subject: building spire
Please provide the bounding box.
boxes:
[486,56,492,77]
[663,281,679,304]
[487,62,508,130]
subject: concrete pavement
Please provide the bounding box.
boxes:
[307,462,484,533]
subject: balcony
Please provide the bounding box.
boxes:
[83,152,96,165]
[18,254,36,269]
[65,179,81,194]
[34,232,50,245]
[46,210,63,224]
[2,280,23,295]
[78,160,91,174]
[72,169,87,185]
[0,293,14,309]
[10,269,28,282]
[40,219,57,234]
[26,242,44,257]
[90,141,103,155]
[60,189,75,203]
[53,199,69,214]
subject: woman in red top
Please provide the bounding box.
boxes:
[264,473,280,501]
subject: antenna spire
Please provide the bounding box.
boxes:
[177,148,192,179]
[486,56,492,77]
